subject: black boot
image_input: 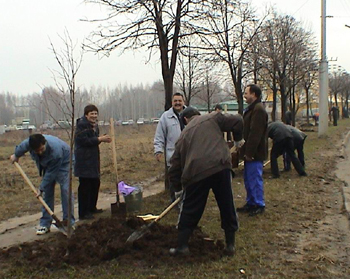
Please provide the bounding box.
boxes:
[169,229,191,256]
[223,230,235,256]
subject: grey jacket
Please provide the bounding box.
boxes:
[154,107,182,167]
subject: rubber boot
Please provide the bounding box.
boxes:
[223,230,235,256]
[169,229,191,256]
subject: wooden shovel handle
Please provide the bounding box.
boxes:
[14,162,55,217]
[110,118,120,203]
[155,197,181,222]
[110,118,119,181]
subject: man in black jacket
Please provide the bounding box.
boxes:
[283,125,307,171]
[268,121,307,178]
[74,104,111,220]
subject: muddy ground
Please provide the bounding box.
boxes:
[0,216,224,269]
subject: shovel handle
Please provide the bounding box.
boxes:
[154,197,181,222]
[14,162,55,217]
[110,118,120,203]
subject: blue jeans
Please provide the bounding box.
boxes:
[244,161,265,207]
[40,170,75,228]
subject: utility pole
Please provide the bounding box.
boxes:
[318,0,329,136]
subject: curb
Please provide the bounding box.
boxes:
[340,130,350,220]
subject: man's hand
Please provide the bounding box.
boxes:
[227,141,234,149]
[234,139,245,149]
[10,154,19,164]
[99,135,112,143]
[36,188,43,198]
[244,155,253,162]
[155,153,163,162]
[175,190,183,200]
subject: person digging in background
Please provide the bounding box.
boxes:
[74,104,111,220]
[168,106,245,256]
[267,121,307,178]
[154,92,185,203]
[10,134,75,235]
[283,125,307,171]
[237,84,268,217]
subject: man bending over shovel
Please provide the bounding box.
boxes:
[10,134,75,235]
[168,107,245,256]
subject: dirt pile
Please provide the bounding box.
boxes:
[0,216,225,269]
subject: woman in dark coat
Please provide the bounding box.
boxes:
[74,104,111,219]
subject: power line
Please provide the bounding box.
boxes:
[292,0,311,16]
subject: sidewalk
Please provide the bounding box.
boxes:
[336,130,350,220]
[0,180,164,249]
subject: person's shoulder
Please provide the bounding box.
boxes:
[164,107,176,117]
[254,102,266,111]
[76,116,89,127]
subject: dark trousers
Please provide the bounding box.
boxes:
[178,169,238,233]
[78,177,100,218]
[283,139,305,170]
[271,138,305,177]
[167,166,176,202]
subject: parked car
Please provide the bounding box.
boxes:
[128,119,135,125]
[137,118,145,125]
[151,117,160,124]
[121,120,129,126]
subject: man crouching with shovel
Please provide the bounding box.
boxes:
[10,134,75,235]
[168,107,244,256]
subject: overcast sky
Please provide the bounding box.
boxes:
[1,0,350,96]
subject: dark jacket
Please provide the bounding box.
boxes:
[240,100,268,161]
[268,121,294,143]
[74,116,100,178]
[287,125,307,145]
[169,112,243,191]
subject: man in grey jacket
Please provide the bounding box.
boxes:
[154,92,185,201]
[10,134,75,235]
[168,107,244,256]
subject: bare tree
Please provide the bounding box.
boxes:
[174,39,204,105]
[194,67,222,112]
[49,29,83,238]
[259,12,317,122]
[84,0,199,110]
[191,0,268,114]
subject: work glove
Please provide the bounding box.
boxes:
[175,190,183,200]
[234,139,245,148]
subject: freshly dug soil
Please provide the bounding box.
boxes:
[0,216,225,269]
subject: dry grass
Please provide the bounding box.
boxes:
[0,125,163,221]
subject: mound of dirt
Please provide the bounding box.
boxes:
[0,216,225,269]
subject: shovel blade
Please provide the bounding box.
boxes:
[111,202,127,218]
[126,223,153,244]
[52,217,68,236]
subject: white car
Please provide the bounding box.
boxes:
[137,118,144,125]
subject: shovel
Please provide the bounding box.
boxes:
[14,162,67,236]
[126,197,181,244]
[110,118,127,217]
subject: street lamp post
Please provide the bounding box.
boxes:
[318,0,329,136]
